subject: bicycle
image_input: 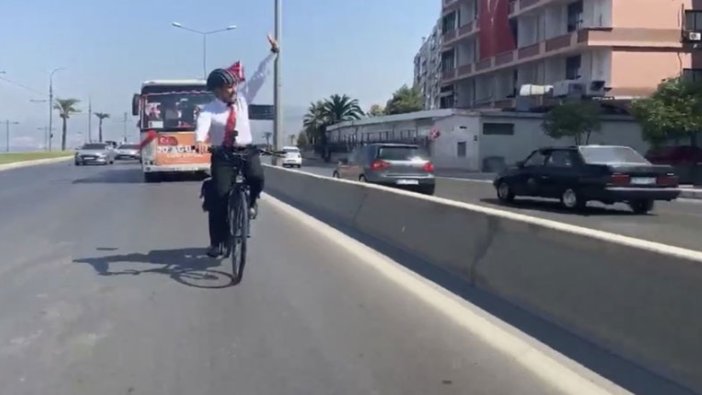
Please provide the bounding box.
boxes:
[203,144,283,284]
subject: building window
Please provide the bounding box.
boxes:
[685,10,702,31]
[683,68,702,82]
[483,122,514,135]
[566,55,581,80]
[567,1,583,32]
[442,12,457,34]
[457,142,467,157]
[441,50,455,72]
[440,95,454,109]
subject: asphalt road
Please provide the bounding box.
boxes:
[301,165,702,252]
[0,162,602,395]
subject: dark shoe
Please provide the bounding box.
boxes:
[206,245,222,258]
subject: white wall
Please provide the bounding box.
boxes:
[430,116,481,169]
[477,114,648,171]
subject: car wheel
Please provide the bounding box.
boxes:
[561,188,586,210]
[496,181,515,203]
[629,199,654,214]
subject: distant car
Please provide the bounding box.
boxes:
[74,142,115,166]
[493,145,680,214]
[332,143,435,195]
[281,146,302,168]
[115,144,141,161]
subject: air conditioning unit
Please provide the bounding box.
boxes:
[552,80,584,98]
[584,80,610,97]
[683,30,702,42]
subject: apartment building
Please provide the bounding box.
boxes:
[439,0,702,109]
[414,21,443,110]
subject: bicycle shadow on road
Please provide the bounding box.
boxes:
[74,247,235,289]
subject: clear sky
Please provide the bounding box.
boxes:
[0,0,439,149]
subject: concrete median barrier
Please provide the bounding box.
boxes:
[263,164,702,392]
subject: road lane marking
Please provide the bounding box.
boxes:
[262,193,630,395]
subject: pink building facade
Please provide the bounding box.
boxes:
[439,0,702,108]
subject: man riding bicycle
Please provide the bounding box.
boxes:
[195,34,279,258]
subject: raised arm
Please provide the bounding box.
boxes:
[240,34,280,103]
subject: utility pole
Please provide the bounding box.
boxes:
[48,67,65,151]
[273,0,282,165]
[88,97,92,142]
[5,120,19,152]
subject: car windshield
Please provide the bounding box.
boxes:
[119,144,139,149]
[377,146,426,161]
[82,144,107,150]
[578,146,650,165]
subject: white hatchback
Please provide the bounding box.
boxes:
[281,146,302,168]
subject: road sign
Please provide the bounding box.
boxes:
[249,104,275,121]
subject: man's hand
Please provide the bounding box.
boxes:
[267,33,279,53]
[196,142,209,154]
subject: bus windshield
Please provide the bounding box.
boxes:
[141,91,213,132]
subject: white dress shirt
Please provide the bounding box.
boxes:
[195,52,276,146]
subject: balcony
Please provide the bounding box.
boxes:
[577,27,686,49]
[443,20,478,46]
[509,0,559,18]
[441,30,586,85]
[442,0,461,16]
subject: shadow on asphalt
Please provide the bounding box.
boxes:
[479,197,650,217]
[72,168,206,184]
[74,247,235,289]
[267,191,695,395]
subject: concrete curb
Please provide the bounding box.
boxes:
[263,164,702,392]
[0,155,73,172]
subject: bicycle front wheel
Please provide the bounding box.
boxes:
[229,188,249,284]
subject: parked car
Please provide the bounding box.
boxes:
[281,146,302,168]
[74,142,116,166]
[493,145,680,214]
[332,143,436,195]
[115,143,141,161]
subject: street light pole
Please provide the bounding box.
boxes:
[48,67,65,152]
[5,120,19,153]
[273,0,282,165]
[171,22,237,78]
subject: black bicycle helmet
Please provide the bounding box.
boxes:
[206,68,236,91]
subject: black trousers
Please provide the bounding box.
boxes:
[208,146,264,246]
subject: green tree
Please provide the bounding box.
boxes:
[54,98,81,150]
[385,85,423,115]
[368,104,385,116]
[542,101,602,145]
[631,77,702,146]
[296,132,309,148]
[302,100,327,145]
[94,112,110,142]
[322,94,364,123]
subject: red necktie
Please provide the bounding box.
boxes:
[223,103,237,147]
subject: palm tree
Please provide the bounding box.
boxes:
[322,94,364,123]
[303,100,327,145]
[53,98,81,150]
[94,112,110,142]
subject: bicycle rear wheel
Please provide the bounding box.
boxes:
[229,188,249,283]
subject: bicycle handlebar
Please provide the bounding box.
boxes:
[192,145,285,157]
